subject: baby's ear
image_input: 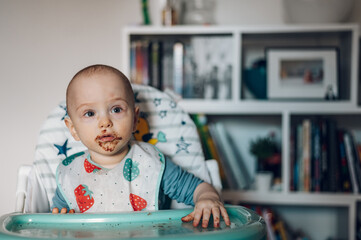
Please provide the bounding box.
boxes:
[133,106,140,132]
[64,117,80,141]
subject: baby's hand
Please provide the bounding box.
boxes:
[181,199,230,228]
[52,207,75,214]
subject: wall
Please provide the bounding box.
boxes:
[0,0,360,216]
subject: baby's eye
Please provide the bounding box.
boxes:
[111,107,122,114]
[84,111,95,117]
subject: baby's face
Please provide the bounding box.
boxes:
[65,71,137,160]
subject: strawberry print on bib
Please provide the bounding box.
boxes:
[74,184,94,213]
[123,158,140,181]
[129,193,147,211]
[84,158,101,173]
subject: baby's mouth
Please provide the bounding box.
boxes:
[95,134,122,143]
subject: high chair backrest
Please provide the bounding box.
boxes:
[27,84,213,212]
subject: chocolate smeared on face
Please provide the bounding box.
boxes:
[95,134,123,152]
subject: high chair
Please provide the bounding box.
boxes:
[1,84,266,240]
[16,84,222,213]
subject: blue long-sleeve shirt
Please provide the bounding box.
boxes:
[52,157,203,211]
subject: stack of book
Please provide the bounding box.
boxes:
[192,114,252,190]
[290,117,361,193]
[129,36,233,99]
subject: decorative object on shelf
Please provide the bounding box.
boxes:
[182,0,215,25]
[250,132,281,192]
[162,0,178,26]
[255,171,273,192]
[283,0,354,23]
[267,48,339,100]
[250,132,281,173]
[324,84,337,100]
[141,0,151,25]
[243,59,267,99]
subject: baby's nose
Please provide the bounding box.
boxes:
[99,117,113,128]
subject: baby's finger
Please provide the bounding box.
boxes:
[192,208,203,227]
[220,206,231,226]
[211,207,221,228]
[52,208,59,214]
[69,209,75,214]
[181,211,194,223]
[201,208,211,228]
[60,208,67,214]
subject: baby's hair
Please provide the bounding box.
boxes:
[71,64,128,83]
[66,64,134,116]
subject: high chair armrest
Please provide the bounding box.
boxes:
[15,165,32,213]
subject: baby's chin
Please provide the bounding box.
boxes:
[94,143,129,157]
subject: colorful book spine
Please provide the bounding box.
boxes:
[302,119,311,192]
[351,132,361,191]
[208,123,238,190]
[209,122,251,190]
[312,122,321,192]
[150,41,162,89]
[320,119,329,192]
[130,41,137,83]
[344,131,359,193]
[289,125,296,191]
[135,41,143,85]
[338,130,352,192]
[162,41,173,91]
[327,119,340,192]
[141,40,150,85]
[172,41,184,96]
[296,124,303,191]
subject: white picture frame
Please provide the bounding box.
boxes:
[267,48,338,99]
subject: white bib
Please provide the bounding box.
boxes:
[56,141,165,213]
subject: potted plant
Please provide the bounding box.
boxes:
[249,132,281,191]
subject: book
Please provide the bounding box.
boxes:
[209,123,238,190]
[262,208,276,240]
[338,129,352,192]
[274,221,288,240]
[344,131,360,193]
[296,123,303,191]
[350,132,361,192]
[289,124,296,191]
[192,114,227,186]
[141,40,150,85]
[183,41,196,99]
[320,118,329,192]
[209,122,251,190]
[302,119,311,192]
[312,121,322,192]
[226,128,252,189]
[135,40,143,85]
[150,41,162,89]
[327,119,340,192]
[130,41,137,83]
[161,41,174,91]
[172,41,184,96]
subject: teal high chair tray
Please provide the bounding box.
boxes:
[0,206,265,239]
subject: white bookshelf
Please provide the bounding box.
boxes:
[123,24,360,240]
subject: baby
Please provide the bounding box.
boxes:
[52,64,230,228]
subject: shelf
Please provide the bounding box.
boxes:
[124,23,360,240]
[222,190,361,206]
[179,100,361,114]
[124,24,358,35]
